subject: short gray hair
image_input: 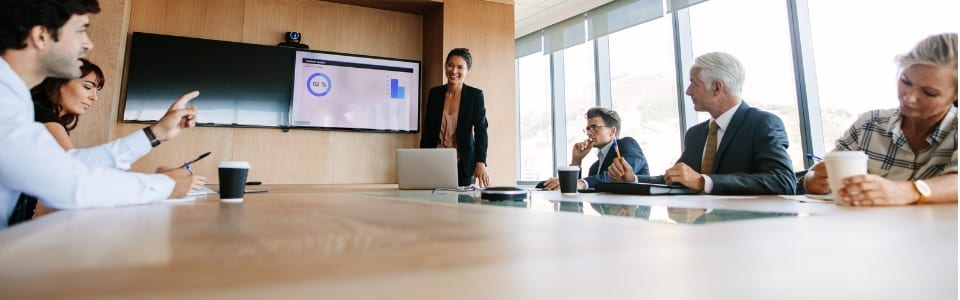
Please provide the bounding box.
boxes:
[693,52,745,99]
[896,33,958,87]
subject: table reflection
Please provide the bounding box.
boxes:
[359,190,800,225]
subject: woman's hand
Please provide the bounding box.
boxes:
[473,163,490,188]
[156,166,207,191]
[837,174,918,206]
[190,175,208,190]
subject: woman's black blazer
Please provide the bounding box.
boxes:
[420,83,489,178]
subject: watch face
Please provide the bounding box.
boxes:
[915,180,932,196]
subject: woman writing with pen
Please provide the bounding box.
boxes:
[803,33,957,206]
[9,60,207,225]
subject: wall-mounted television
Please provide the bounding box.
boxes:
[123,32,295,127]
[122,32,421,132]
[291,50,420,132]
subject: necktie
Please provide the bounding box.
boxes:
[701,121,719,174]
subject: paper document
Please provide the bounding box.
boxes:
[188,185,217,196]
[165,197,196,203]
[779,194,834,204]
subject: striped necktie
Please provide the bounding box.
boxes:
[701,121,719,174]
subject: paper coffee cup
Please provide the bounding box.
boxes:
[557,165,581,195]
[824,151,867,203]
[219,161,250,203]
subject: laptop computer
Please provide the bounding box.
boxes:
[396,148,459,190]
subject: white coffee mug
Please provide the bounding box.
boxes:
[824,151,868,204]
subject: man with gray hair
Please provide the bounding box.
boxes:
[608,52,795,194]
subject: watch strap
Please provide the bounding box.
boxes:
[143,127,161,147]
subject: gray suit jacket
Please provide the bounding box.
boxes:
[677,102,795,195]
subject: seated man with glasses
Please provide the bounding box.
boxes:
[540,107,649,191]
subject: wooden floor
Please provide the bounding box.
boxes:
[0,185,955,299]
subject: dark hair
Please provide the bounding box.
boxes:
[446,48,473,70]
[0,0,101,55]
[586,107,622,138]
[31,58,104,132]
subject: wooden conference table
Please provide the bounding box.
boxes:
[0,185,955,299]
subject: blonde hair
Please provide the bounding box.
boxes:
[896,33,958,92]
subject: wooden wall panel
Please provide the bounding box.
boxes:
[109,0,424,184]
[73,0,130,148]
[230,128,334,184]
[118,123,236,182]
[130,0,245,41]
[86,0,515,185]
[335,5,423,60]
[241,0,340,49]
[421,3,444,137]
[442,0,517,186]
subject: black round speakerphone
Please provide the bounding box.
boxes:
[480,186,528,201]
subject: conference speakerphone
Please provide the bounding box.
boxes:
[481,186,528,201]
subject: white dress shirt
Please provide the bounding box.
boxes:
[580,141,615,189]
[0,57,174,229]
[701,101,742,194]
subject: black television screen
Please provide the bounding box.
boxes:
[123,32,294,127]
[290,50,420,132]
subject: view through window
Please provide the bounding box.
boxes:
[609,16,681,175]
[807,0,959,151]
[562,42,599,171]
[689,0,805,171]
[517,53,554,181]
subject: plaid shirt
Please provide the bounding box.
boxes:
[834,106,958,180]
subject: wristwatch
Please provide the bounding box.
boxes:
[912,180,931,204]
[142,127,161,148]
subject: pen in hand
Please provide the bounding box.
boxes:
[182,151,212,174]
[805,153,823,162]
[613,139,624,176]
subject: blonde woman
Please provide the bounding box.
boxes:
[804,33,958,205]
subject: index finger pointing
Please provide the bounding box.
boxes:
[170,90,200,110]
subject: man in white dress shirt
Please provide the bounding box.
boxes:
[0,0,201,228]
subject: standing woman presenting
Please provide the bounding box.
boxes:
[420,48,490,187]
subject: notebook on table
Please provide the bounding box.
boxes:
[396,148,459,190]
[595,182,697,195]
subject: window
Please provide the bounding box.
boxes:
[807,0,958,151]
[517,53,554,181]
[608,16,681,174]
[689,0,805,171]
[562,42,599,168]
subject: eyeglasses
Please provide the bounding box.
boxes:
[583,125,608,133]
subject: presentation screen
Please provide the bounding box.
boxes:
[124,32,294,127]
[291,50,420,132]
